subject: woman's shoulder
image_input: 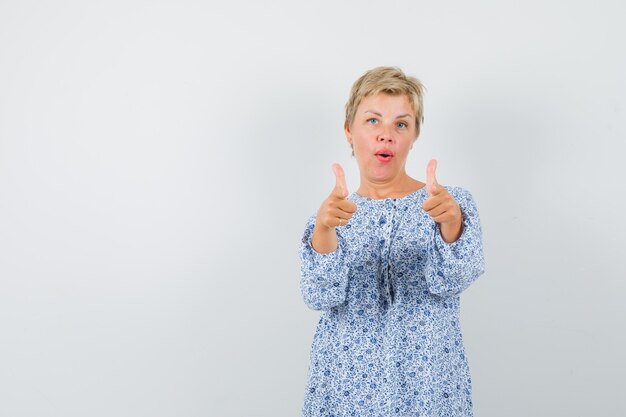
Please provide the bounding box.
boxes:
[443,184,474,199]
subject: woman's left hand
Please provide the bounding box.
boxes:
[422,159,463,242]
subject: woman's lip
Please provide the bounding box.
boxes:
[376,154,393,163]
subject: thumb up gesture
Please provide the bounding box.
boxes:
[311,163,358,253]
[316,163,358,230]
[421,159,463,242]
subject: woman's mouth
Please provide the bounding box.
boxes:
[375,151,394,163]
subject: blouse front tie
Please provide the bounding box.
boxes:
[377,198,406,310]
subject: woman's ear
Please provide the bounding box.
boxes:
[344,120,353,145]
[410,134,419,150]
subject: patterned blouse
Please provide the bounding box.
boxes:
[299,185,485,417]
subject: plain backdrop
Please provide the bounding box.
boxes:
[1,1,625,416]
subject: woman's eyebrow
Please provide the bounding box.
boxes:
[364,110,412,119]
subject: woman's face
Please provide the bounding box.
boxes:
[345,92,416,184]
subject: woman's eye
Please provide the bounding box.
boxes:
[397,122,407,129]
[367,118,378,125]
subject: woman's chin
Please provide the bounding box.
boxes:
[356,158,405,182]
[366,167,399,183]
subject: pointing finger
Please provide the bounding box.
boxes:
[337,199,357,214]
[332,163,348,198]
[426,159,438,196]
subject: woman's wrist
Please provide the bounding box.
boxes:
[440,216,463,243]
[312,222,338,253]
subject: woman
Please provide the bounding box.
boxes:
[299,67,485,417]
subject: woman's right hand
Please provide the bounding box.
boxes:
[311,163,357,253]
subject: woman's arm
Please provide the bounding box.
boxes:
[424,186,485,297]
[299,215,351,311]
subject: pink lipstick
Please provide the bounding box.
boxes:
[375,149,394,163]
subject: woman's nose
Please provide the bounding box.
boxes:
[377,126,394,142]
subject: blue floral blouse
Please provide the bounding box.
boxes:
[299,185,485,417]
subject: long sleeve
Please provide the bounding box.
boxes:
[424,186,485,297]
[298,215,350,311]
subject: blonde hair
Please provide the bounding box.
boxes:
[345,66,426,141]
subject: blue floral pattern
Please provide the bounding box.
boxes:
[299,185,485,417]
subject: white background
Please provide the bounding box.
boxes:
[1,1,624,416]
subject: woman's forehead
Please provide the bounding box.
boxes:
[358,92,414,116]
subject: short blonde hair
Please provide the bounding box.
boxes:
[345,66,426,140]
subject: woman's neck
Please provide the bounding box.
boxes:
[357,174,424,200]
